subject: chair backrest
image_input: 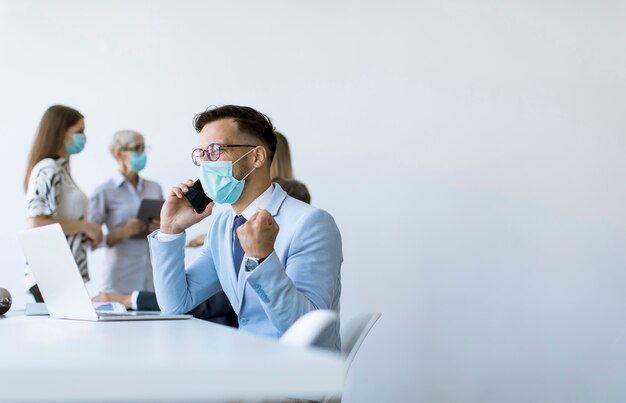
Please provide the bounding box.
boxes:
[341,312,382,369]
[280,309,339,347]
[319,312,383,403]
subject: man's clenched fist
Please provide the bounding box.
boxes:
[238,209,279,259]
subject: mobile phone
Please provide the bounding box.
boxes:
[184,179,212,213]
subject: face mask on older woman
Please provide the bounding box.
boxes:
[128,152,147,172]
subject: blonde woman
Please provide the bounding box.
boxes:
[24,105,103,302]
[89,130,163,294]
[269,131,293,180]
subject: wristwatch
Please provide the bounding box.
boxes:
[244,256,267,272]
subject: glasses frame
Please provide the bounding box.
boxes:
[121,144,150,153]
[191,143,256,166]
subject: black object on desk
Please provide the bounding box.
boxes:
[0,288,12,315]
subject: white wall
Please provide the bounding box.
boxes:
[2,1,626,402]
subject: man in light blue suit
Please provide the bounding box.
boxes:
[148,105,342,349]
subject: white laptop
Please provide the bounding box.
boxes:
[17,224,191,321]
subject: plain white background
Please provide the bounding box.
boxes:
[2,1,626,402]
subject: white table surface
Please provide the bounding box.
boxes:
[0,310,345,402]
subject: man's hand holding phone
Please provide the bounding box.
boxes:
[160,179,214,235]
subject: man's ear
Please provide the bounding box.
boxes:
[253,146,267,168]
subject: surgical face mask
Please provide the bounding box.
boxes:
[129,152,147,172]
[199,148,256,204]
[65,132,86,155]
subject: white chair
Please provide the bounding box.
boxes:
[280,311,381,403]
[280,309,339,347]
[340,312,382,370]
[321,312,382,403]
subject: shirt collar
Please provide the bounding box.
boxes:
[56,157,69,167]
[232,184,275,221]
[113,171,144,191]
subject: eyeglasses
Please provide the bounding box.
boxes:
[122,144,150,153]
[191,143,256,166]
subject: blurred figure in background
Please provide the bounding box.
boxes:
[272,177,311,205]
[269,131,293,180]
[89,130,162,294]
[24,105,103,302]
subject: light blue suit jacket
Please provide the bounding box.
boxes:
[148,184,343,349]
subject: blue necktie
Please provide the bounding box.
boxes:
[232,215,247,276]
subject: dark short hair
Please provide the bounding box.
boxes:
[273,178,311,204]
[193,105,277,162]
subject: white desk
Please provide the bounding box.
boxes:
[0,311,345,402]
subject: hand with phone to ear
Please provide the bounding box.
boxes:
[160,179,214,234]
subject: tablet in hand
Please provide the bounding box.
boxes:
[134,198,165,237]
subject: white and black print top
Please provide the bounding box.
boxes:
[24,157,89,290]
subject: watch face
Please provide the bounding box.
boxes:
[245,258,259,271]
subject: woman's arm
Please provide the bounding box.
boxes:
[105,219,146,247]
[28,216,103,246]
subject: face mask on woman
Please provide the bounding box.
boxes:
[65,132,87,155]
[128,152,147,172]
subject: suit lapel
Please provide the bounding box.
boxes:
[266,183,288,217]
[230,185,289,311]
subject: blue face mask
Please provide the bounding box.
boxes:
[129,152,147,172]
[65,132,87,155]
[199,148,256,204]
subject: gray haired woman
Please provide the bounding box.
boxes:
[88,130,163,294]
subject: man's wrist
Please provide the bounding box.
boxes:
[160,224,181,235]
[155,231,184,242]
[245,251,273,272]
[255,254,269,263]
[250,250,272,261]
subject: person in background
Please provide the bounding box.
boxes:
[272,178,311,205]
[88,130,162,294]
[24,105,103,302]
[269,131,293,180]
